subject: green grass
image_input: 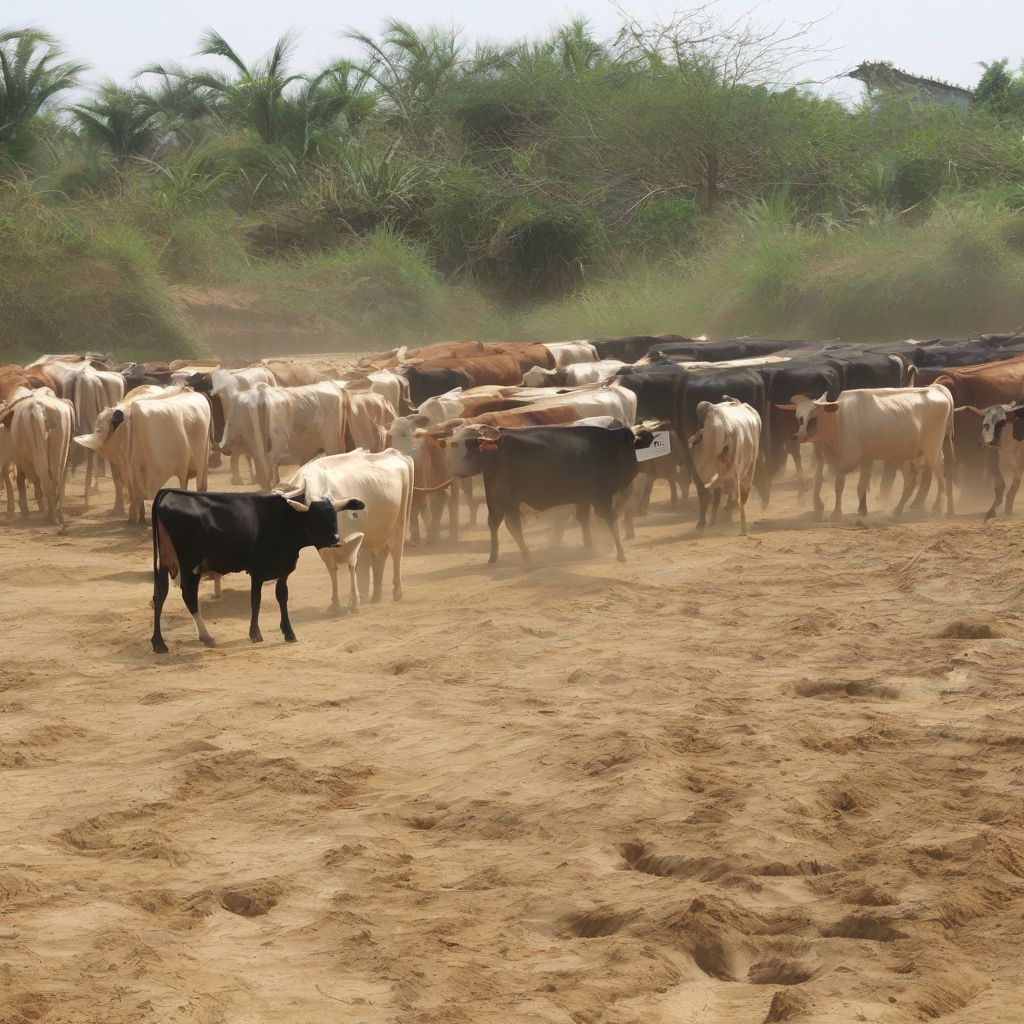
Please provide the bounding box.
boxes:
[524,197,1024,342]
[0,181,201,362]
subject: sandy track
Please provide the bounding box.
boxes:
[2,467,1024,1024]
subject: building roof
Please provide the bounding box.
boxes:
[848,61,974,101]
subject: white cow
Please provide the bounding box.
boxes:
[346,392,398,452]
[1,387,74,528]
[542,340,599,368]
[688,400,762,536]
[210,366,276,483]
[61,364,126,507]
[784,386,955,519]
[527,382,638,425]
[75,386,211,523]
[223,382,347,492]
[337,369,408,413]
[278,449,413,613]
[522,360,629,388]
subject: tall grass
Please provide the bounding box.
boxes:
[525,195,1024,342]
[0,178,200,361]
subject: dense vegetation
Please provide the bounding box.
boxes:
[2,18,1024,360]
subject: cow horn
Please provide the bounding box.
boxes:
[285,498,310,512]
[276,485,305,500]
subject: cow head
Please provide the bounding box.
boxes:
[774,393,838,442]
[439,424,499,476]
[282,494,366,549]
[75,406,124,453]
[964,403,1024,447]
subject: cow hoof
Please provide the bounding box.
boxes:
[617,554,627,563]
[250,633,264,644]
[152,642,169,655]
[201,638,216,648]
[284,634,298,644]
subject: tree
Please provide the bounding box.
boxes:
[0,28,86,161]
[346,20,467,145]
[72,82,160,160]
[975,58,1024,123]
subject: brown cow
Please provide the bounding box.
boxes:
[419,354,525,389]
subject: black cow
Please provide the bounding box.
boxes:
[150,488,363,654]
[591,336,674,363]
[672,367,769,529]
[454,424,654,564]
[403,365,471,407]
[614,362,688,419]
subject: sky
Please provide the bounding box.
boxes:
[16,0,1022,104]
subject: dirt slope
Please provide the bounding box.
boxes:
[2,472,1024,1023]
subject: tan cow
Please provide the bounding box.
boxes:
[688,399,762,536]
[278,449,413,613]
[75,386,211,523]
[223,382,348,491]
[0,387,74,528]
[346,392,398,452]
[783,386,955,518]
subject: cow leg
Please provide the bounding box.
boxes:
[668,468,679,509]
[448,481,460,542]
[249,577,264,643]
[1006,474,1021,516]
[504,506,531,563]
[321,549,342,611]
[620,481,637,541]
[151,566,171,654]
[230,453,244,485]
[354,549,371,600]
[791,442,807,493]
[112,464,125,517]
[428,492,444,544]
[576,503,594,550]
[83,450,94,511]
[930,451,947,516]
[638,473,655,517]
[709,487,722,526]
[986,470,1006,522]
[910,464,932,511]
[857,462,872,516]
[596,498,627,562]
[486,498,503,564]
[2,468,13,515]
[831,472,846,519]
[694,477,710,531]
[893,462,918,517]
[276,577,297,643]
[212,574,222,599]
[371,550,386,603]
[738,482,750,537]
[463,477,479,526]
[812,451,825,518]
[181,572,215,647]
[16,470,29,516]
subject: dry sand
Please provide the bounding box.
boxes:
[2,466,1024,1024]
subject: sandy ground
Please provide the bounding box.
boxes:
[2,462,1024,1024]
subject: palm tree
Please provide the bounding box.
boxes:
[72,82,160,160]
[189,28,303,146]
[346,20,465,134]
[0,28,86,158]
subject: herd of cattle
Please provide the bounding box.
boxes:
[3,331,1024,651]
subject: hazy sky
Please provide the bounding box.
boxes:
[17,0,1022,103]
